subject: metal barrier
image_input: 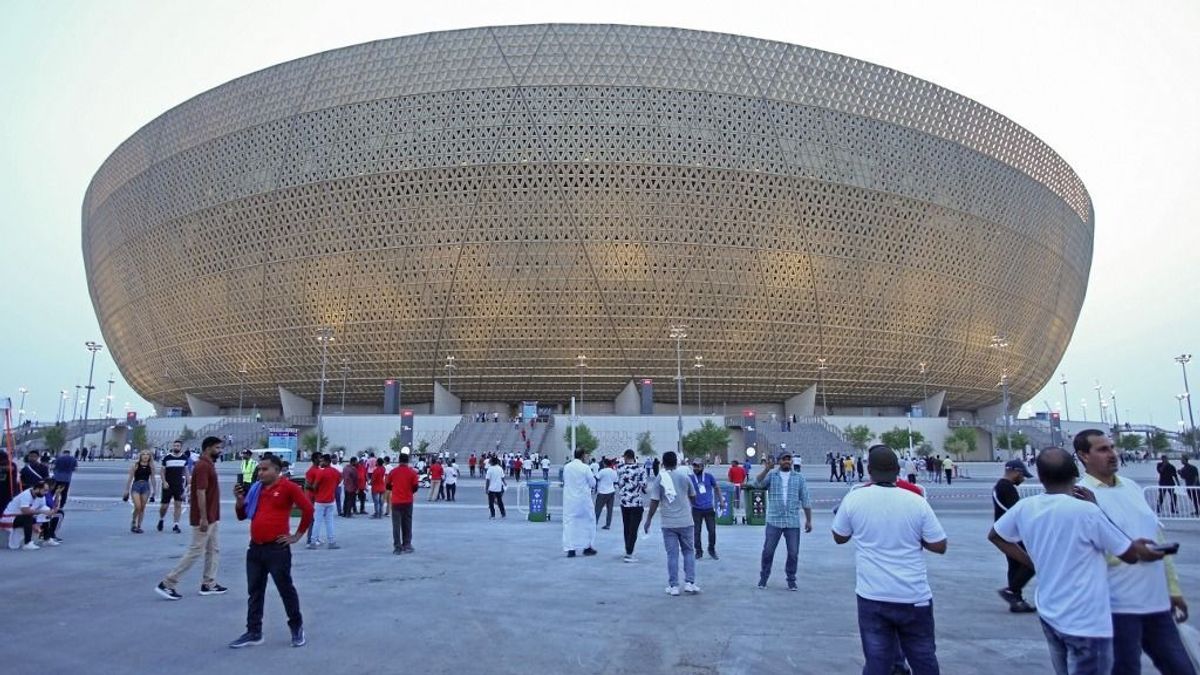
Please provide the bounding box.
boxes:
[1144,486,1200,521]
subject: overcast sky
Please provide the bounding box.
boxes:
[1,0,1196,428]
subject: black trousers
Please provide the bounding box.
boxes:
[13,514,34,544]
[445,484,457,501]
[57,483,71,508]
[594,493,615,527]
[620,506,644,555]
[1006,554,1035,597]
[391,504,413,550]
[693,508,717,552]
[41,514,62,540]
[357,490,366,513]
[945,469,953,485]
[245,542,302,634]
[487,491,506,517]
[342,490,357,517]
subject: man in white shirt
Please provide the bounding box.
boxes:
[484,458,506,518]
[1073,430,1194,675]
[443,461,459,502]
[4,480,55,550]
[540,456,551,481]
[832,446,946,675]
[563,449,598,557]
[989,447,1161,675]
[594,460,619,530]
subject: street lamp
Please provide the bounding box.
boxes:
[1081,399,1088,420]
[694,356,704,415]
[237,365,249,417]
[444,355,456,393]
[16,387,28,426]
[79,341,103,455]
[576,355,587,411]
[315,327,334,450]
[71,385,81,424]
[1176,354,1196,450]
[104,375,115,418]
[57,390,67,424]
[918,361,928,404]
[1110,390,1120,427]
[989,335,1011,442]
[340,359,350,414]
[1059,374,1071,421]
[998,371,1011,453]
[670,325,688,453]
[1094,380,1105,425]
[816,358,829,414]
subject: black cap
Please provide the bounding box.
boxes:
[867,445,900,481]
[1004,459,1033,478]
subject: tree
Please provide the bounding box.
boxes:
[130,425,148,451]
[682,420,731,459]
[636,431,655,457]
[416,440,430,456]
[563,423,599,456]
[944,426,976,459]
[995,431,1029,451]
[43,425,67,454]
[257,436,269,449]
[916,442,934,457]
[843,424,875,451]
[300,431,328,456]
[1150,432,1171,452]
[1117,433,1144,452]
[879,426,925,452]
[389,431,406,453]
[179,425,196,442]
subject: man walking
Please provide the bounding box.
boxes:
[370,457,387,518]
[727,460,746,510]
[832,445,947,674]
[1073,430,1195,674]
[341,457,360,518]
[485,457,507,519]
[156,436,227,600]
[993,459,1037,613]
[387,453,419,554]
[541,456,551,481]
[443,461,459,502]
[1156,455,1180,515]
[989,446,1161,675]
[644,451,698,595]
[748,452,812,589]
[689,459,725,560]
[428,459,444,502]
[157,440,191,533]
[942,456,955,485]
[594,459,618,530]
[50,448,78,508]
[229,454,313,649]
[616,449,648,562]
[1181,456,1199,515]
[468,453,477,479]
[307,454,339,550]
[562,449,598,557]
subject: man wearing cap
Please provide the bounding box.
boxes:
[832,445,947,673]
[689,459,725,560]
[748,451,812,590]
[993,458,1037,613]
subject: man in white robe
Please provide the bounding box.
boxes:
[562,448,598,557]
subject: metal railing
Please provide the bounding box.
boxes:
[1012,484,1199,521]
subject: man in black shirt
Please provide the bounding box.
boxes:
[20,451,50,489]
[1156,455,1180,515]
[157,440,191,533]
[993,458,1036,613]
[1181,456,1199,515]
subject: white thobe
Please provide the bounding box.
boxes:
[561,459,597,552]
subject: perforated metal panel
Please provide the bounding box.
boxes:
[82,24,1093,411]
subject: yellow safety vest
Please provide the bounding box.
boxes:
[241,459,257,482]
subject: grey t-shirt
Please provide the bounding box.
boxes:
[649,468,696,529]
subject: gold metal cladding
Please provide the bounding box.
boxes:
[82,24,1093,410]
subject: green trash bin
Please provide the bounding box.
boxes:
[289,476,307,517]
[716,482,737,525]
[744,485,768,525]
[527,480,550,522]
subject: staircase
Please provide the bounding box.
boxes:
[756,419,855,466]
[439,417,551,457]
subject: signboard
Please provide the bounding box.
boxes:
[912,405,924,418]
[126,411,138,425]
[383,379,401,415]
[743,410,757,450]
[399,409,414,450]
[640,379,654,415]
[166,407,183,417]
[267,427,299,453]
[521,401,538,422]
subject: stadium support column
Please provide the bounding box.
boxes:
[783,385,818,419]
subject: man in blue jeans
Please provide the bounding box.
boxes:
[833,446,947,675]
[644,451,698,596]
[747,452,812,590]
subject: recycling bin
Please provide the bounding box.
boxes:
[744,485,768,525]
[527,480,550,522]
[716,482,737,525]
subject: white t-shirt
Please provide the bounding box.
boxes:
[993,493,1131,637]
[589,462,599,475]
[444,466,459,485]
[485,465,505,493]
[540,458,550,470]
[779,470,791,495]
[830,485,947,604]
[1083,476,1171,614]
[596,467,618,495]
[3,488,44,516]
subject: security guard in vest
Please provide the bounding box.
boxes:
[239,450,256,486]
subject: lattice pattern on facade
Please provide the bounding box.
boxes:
[82,24,1093,411]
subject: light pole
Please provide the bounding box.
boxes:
[315,327,334,452]
[694,355,704,415]
[57,390,67,424]
[16,387,28,426]
[71,385,81,424]
[104,375,115,419]
[1094,380,1105,425]
[444,355,456,393]
[340,359,350,414]
[1060,374,1070,421]
[79,341,103,455]
[1177,394,1188,429]
[1110,390,1120,427]
[576,355,587,412]
[237,365,249,417]
[1176,354,1196,450]
[918,361,928,404]
[670,325,687,453]
[989,334,1011,443]
[999,371,1011,454]
[1081,399,1088,421]
[817,358,828,415]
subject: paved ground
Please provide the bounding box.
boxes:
[2,461,1196,674]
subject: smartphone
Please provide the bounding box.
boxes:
[1147,542,1180,555]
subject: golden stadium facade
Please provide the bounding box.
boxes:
[82,24,1093,413]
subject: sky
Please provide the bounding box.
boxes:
[1,0,1197,428]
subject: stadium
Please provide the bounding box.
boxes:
[82,24,1092,419]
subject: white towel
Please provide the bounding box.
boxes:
[659,469,678,503]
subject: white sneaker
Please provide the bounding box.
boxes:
[665,586,680,596]
[21,542,40,550]
[623,555,637,563]
[42,539,60,547]
[684,582,701,594]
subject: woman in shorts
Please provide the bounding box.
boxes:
[123,450,156,533]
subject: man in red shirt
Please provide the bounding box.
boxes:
[728,460,747,509]
[428,459,444,502]
[387,453,420,554]
[156,436,226,600]
[370,457,388,518]
[468,453,478,478]
[307,454,339,550]
[303,453,322,546]
[229,454,314,649]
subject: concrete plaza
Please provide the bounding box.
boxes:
[1,465,1197,674]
